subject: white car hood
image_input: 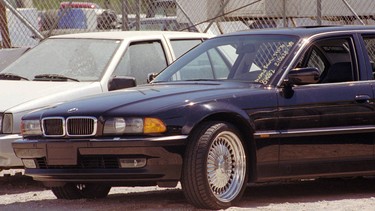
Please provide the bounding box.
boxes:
[0,80,101,112]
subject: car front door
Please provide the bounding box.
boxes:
[362,33,375,168]
[276,35,375,178]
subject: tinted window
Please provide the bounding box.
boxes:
[170,39,202,58]
[362,36,375,79]
[299,37,355,83]
[113,41,167,85]
[307,49,326,74]
[154,35,298,84]
[171,45,233,80]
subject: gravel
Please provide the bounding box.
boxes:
[1,170,375,210]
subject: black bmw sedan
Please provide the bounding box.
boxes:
[13,25,375,209]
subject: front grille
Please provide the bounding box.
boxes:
[42,118,64,137]
[35,156,120,169]
[67,117,97,136]
[41,116,97,137]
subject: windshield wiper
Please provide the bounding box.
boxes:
[33,74,79,82]
[0,73,29,81]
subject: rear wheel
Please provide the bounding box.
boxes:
[182,122,248,209]
[51,183,111,199]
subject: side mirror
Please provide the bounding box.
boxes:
[286,67,320,85]
[147,73,158,83]
[108,76,136,91]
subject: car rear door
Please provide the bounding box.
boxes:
[276,34,375,178]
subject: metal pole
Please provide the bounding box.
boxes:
[204,0,230,33]
[283,0,287,27]
[317,0,322,26]
[136,0,141,30]
[122,0,129,31]
[0,0,44,40]
[0,0,10,48]
[175,0,195,30]
[341,0,365,25]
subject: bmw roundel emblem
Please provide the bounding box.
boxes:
[67,108,79,113]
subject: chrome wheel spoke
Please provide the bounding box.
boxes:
[206,131,246,202]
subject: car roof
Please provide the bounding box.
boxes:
[49,31,212,40]
[220,25,375,38]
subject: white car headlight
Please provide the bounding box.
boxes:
[21,119,42,136]
[2,113,13,134]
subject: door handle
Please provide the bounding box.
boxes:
[355,95,371,103]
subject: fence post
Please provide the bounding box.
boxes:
[135,0,141,31]
[317,0,321,26]
[0,0,10,48]
[282,0,287,27]
[122,0,129,30]
[0,0,44,40]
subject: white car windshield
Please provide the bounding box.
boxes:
[153,34,298,85]
[0,38,121,81]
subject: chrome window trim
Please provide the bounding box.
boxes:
[66,116,97,137]
[42,117,66,137]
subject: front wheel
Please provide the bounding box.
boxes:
[51,183,111,200]
[182,122,248,209]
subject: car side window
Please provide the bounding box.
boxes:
[299,37,355,83]
[306,49,326,75]
[113,41,167,85]
[170,39,203,58]
[362,36,375,79]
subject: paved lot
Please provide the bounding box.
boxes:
[1,170,375,210]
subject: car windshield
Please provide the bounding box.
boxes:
[153,34,299,84]
[0,38,121,81]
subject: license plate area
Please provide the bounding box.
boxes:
[46,143,77,165]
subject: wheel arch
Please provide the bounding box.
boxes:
[185,110,258,183]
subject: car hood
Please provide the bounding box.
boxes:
[38,81,265,117]
[0,80,100,113]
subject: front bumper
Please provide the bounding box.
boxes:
[0,134,23,168]
[12,135,187,186]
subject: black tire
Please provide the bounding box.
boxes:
[182,121,248,209]
[51,183,111,200]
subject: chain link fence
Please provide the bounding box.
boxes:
[0,0,375,48]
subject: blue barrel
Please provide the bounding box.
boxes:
[58,8,87,29]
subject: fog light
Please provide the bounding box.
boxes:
[22,159,36,168]
[119,158,146,168]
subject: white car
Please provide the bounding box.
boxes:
[0,31,211,168]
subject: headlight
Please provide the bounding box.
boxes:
[0,114,3,133]
[103,117,166,135]
[143,117,167,134]
[21,119,42,136]
[2,113,13,134]
[0,113,13,134]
